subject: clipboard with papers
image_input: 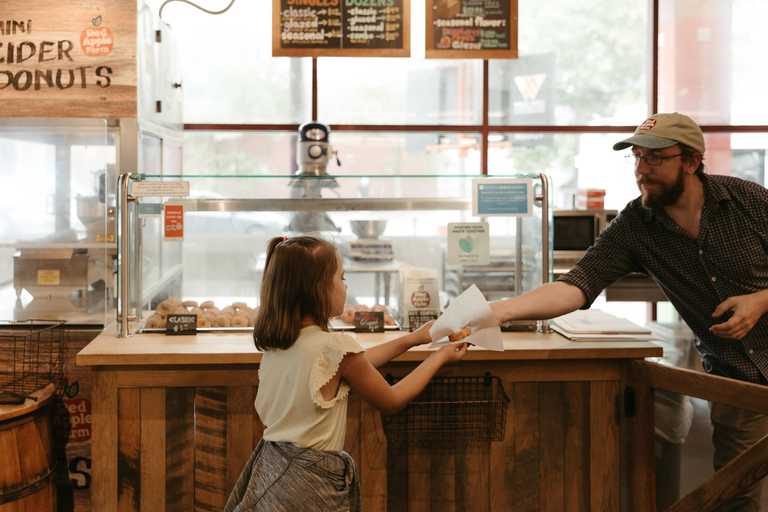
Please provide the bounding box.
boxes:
[552,309,659,342]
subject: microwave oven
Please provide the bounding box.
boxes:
[553,209,617,275]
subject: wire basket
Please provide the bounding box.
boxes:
[0,320,67,402]
[381,372,509,445]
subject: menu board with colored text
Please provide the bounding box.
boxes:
[273,0,410,57]
[426,0,517,59]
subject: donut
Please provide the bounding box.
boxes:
[249,312,258,327]
[190,307,205,317]
[231,316,248,327]
[221,306,236,316]
[448,328,472,342]
[200,300,215,310]
[197,317,211,328]
[167,298,183,308]
[183,300,198,308]
[214,316,231,327]
[155,301,174,318]
[206,307,221,316]
[232,302,248,310]
[220,311,234,320]
[173,306,189,315]
[145,315,164,329]
[341,305,355,324]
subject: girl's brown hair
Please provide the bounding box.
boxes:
[253,236,338,351]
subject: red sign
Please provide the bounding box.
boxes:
[50,397,92,444]
[164,204,184,241]
[411,290,431,308]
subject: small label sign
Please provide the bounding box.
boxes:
[354,311,385,333]
[408,310,439,332]
[166,314,196,335]
[164,204,184,242]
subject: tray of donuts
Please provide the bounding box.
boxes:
[331,303,401,330]
[142,298,258,332]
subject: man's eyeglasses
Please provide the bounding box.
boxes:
[626,153,683,167]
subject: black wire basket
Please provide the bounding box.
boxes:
[381,372,509,445]
[0,320,67,404]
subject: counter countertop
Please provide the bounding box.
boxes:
[77,325,662,366]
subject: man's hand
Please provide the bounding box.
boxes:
[710,291,768,340]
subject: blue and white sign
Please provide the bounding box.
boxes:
[472,178,533,217]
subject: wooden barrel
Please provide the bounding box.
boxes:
[0,383,56,511]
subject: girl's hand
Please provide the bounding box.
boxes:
[437,342,468,363]
[409,320,436,347]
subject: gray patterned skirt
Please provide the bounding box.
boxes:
[224,439,361,512]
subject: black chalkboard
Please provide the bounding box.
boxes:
[426,0,518,59]
[166,314,197,335]
[354,310,385,333]
[273,0,410,57]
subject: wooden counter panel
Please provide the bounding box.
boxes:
[77,327,662,367]
[88,360,645,510]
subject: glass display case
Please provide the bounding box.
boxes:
[0,118,116,324]
[115,173,553,336]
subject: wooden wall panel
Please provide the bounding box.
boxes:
[512,383,540,511]
[589,382,620,511]
[194,387,228,512]
[91,370,118,511]
[344,392,361,467]
[361,401,388,511]
[431,450,456,511]
[252,386,265,449]
[563,382,590,512]
[165,387,195,512]
[387,441,408,511]
[539,383,565,512]
[490,380,515,511]
[407,446,431,512]
[225,386,254,497]
[456,441,490,512]
[140,388,165,511]
[117,388,140,512]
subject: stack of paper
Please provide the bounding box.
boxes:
[552,309,659,342]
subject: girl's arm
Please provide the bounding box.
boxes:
[339,342,467,415]
[364,321,434,368]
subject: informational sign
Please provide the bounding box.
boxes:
[164,204,184,242]
[408,310,439,331]
[354,310,385,333]
[472,178,533,216]
[37,269,61,285]
[273,0,410,57]
[166,314,197,335]
[138,203,163,218]
[447,222,490,265]
[0,0,137,117]
[132,180,190,198]
[426,0,517,59]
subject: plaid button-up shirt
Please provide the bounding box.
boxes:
[559,173,768,384]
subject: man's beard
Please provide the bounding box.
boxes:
[638,165,685,209]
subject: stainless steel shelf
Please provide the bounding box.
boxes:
[167,197,472,213]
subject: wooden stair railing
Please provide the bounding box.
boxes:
[628,360,768,511]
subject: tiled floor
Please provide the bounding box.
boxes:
[672,397,768,510]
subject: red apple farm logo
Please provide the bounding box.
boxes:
[80,15,113,56]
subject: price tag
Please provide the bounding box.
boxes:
[408,310,439,332]
[354,311,385,333]
[166,314,197,335]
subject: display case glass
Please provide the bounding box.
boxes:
[0,118,115,324]
[116,174,553,335]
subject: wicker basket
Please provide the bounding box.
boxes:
[0,320,67,403]
[381,372,509,445]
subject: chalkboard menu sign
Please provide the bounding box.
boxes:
[426,0,517,59]
[272,0,410,57]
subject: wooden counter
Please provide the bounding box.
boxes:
[78,327,662,511]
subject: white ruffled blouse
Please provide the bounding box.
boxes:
[255,325,365,452]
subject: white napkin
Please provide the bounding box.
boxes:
[429,284,504,351]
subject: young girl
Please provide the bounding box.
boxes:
[225,235,467,512]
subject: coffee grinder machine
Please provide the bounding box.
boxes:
[288,122,342,233]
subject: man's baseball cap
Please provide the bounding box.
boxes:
[612,112,705,155]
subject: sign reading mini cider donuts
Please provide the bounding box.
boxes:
[426,0,517,59]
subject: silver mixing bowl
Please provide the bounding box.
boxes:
[350,220,387,239]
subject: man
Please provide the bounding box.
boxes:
[490,112,768,511]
